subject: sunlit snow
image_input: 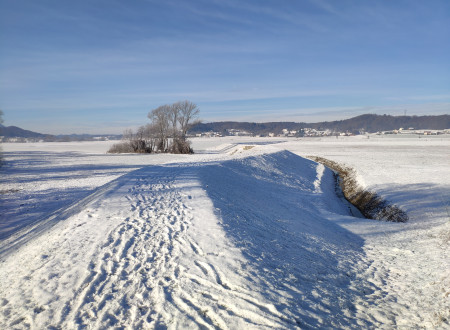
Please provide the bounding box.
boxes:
[0,135,449,328]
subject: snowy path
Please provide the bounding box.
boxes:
[54,165,289,329]
[59,167,198,328]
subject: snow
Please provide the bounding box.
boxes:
[0,135,449,328]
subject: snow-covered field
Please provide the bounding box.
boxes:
[0,136,449,328]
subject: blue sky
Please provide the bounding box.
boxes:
[1,0,449,134]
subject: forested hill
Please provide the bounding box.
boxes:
[189,114,450,135]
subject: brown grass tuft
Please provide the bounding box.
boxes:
[308,156,408,222]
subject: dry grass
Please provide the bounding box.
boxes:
[107,142,135,153]
[308,156,408,222]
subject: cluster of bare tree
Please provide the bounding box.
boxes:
[108,101,200,154]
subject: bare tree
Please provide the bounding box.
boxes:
[110,100,200,154]
[148,105,170,152]
[134,126,147,153]
[168,103,180,153]
[122,128,140,152]
[122,128,134,143]
[177,100,200,140]
[143,123,158,153]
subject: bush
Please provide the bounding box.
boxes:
[108,142,135,153]
[171,139,193,154]
[309,156,408,222]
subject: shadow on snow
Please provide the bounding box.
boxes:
[194,151,371,328]
[2,150,435,328]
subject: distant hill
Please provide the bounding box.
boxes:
[312,114,450,132]
[0,125,121,141]
[0,125,50,139]
[189,114,450,135]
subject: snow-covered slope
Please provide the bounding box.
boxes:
[1,137,449,328]
[0,150,365,328]
[278,135,450,328]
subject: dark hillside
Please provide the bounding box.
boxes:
[190,114,450,135]
[310,114,450,132]
[0,125,121,141]
[0,125,49,138]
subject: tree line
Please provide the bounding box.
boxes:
[109,101,200,154]
[189,114,450,136]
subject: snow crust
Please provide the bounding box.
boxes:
[1,135,449,328]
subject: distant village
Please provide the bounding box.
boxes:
[193,127,450,138]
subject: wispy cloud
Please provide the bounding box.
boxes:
[385,94,450,102]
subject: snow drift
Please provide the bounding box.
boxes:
[1,150,371,329]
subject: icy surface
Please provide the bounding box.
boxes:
[0,136,449,328]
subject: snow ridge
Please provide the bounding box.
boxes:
[1,143,448,328]
[0,151,367,328]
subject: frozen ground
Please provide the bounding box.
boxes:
[0,135,449,328]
